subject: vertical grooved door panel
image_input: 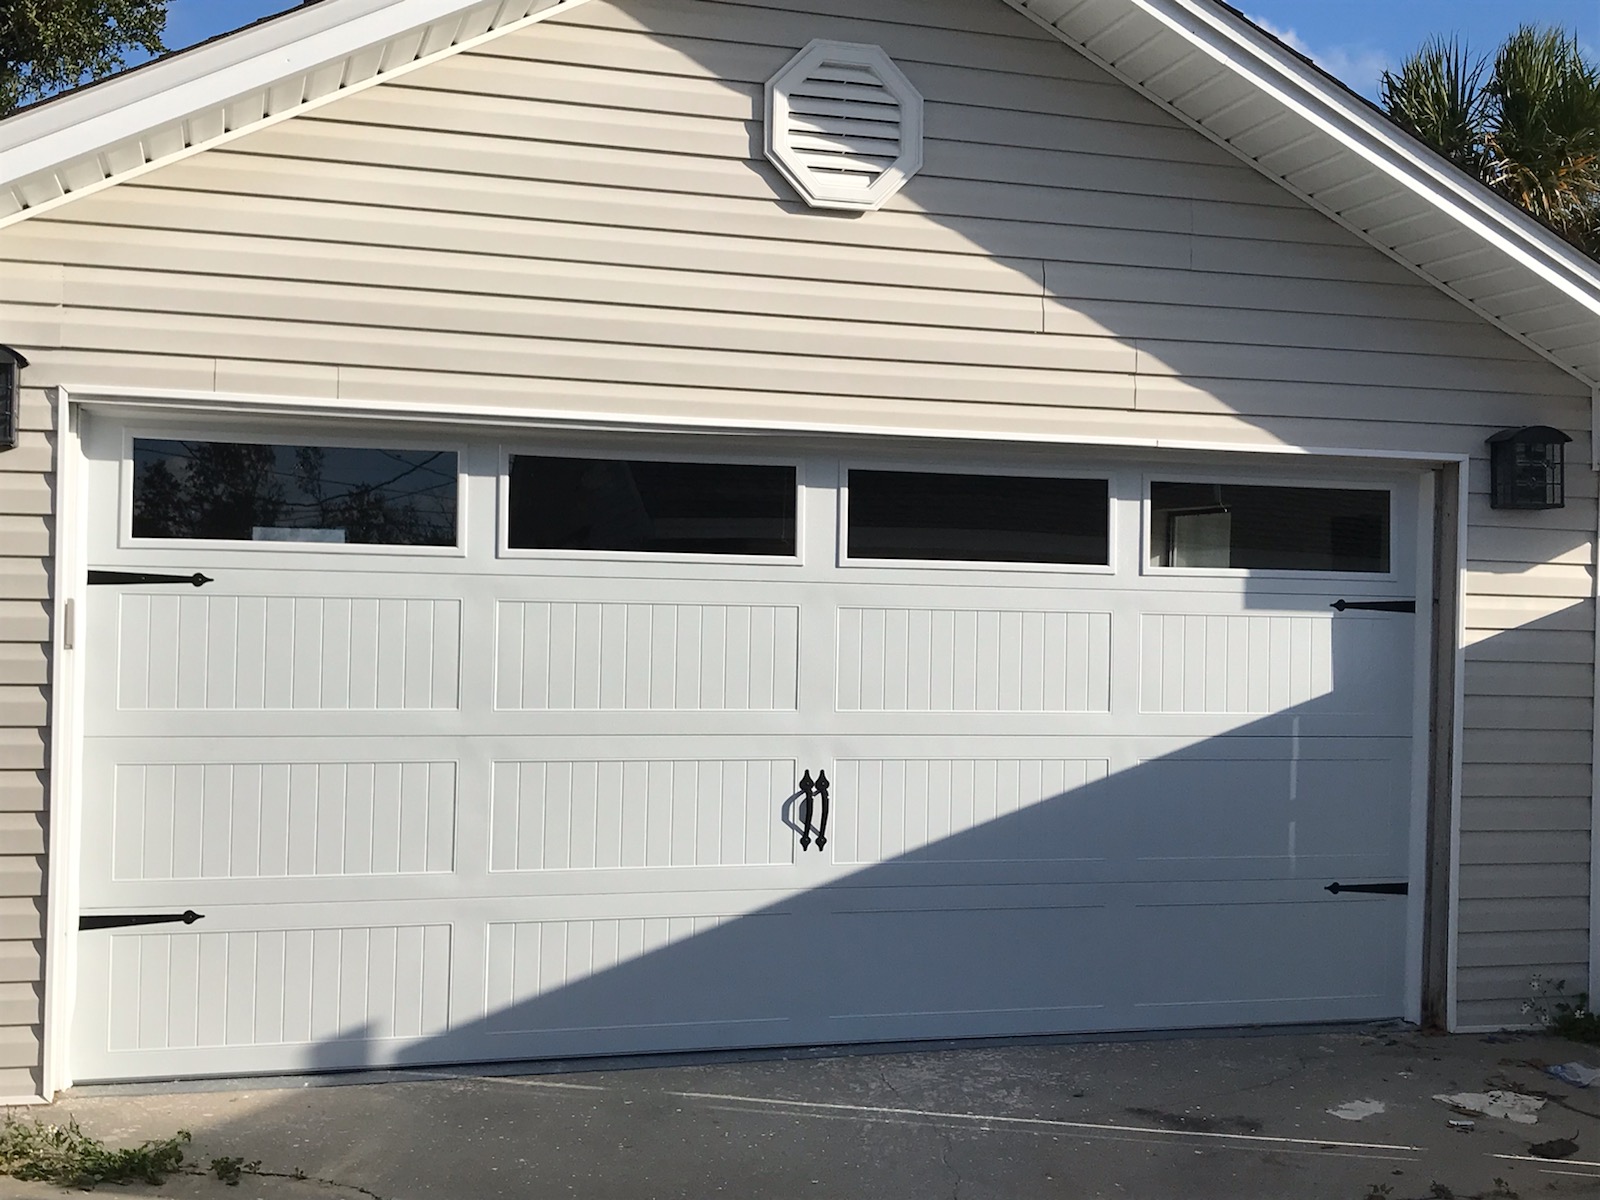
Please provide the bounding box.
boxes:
[830,758,1110,864]
[117,595,462,710]
[490,759,797,870]
[104,925,451,1051]
[1139,612,1404,715]
[495,602,800,711]
[837,607,1112,712]
[112,762,458,880]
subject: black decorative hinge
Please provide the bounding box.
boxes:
[79,910,205,931]
[1325,882,1409,896]
[1330,599,1416,613]
[88,571,213,587]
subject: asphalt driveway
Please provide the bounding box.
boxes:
[12,1027,1600,1199]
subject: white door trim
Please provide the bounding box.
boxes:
[1449,461,1469,1032]
[39,383,1472,1098]
[63,384,1470,465]
[40,388,88,1101]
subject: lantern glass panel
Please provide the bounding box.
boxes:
[1488,427,1569,510]
[0,352,19,452]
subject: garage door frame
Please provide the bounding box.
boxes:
[41,383,1470,1094]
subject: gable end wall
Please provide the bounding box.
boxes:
[0,0,1592,1087]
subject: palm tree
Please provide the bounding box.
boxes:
[1380,26,1600,259]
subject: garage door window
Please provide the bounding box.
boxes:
[507,455,798,557]
[131,438,460,547]
[1149,481,1390,573]
[845,469,1110,566]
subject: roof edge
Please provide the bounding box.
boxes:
[999,0,1600,388]
[0,0,589,222]
[1163,0,1600,312]
[0,0,397,154]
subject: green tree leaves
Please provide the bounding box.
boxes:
[1381,25,1600,259]
[0,0,167,117]
[1378,38,1489,176]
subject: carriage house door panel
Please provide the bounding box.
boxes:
[73,423,825,1081]
[72,417,1423,1082]
[796,466,1418,1042]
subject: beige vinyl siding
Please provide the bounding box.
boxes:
[0,381,52,1100]
[0,0,1592,1055]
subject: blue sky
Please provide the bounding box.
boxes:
[166,0,1600,99]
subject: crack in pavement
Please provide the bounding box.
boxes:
[877,1066,964,1200]
[938,1130,964,1200]
[1213,1053,1319,1099]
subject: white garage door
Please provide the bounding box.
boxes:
[72,418,1425,1081]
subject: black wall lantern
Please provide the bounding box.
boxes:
[1487,425,1571,510]
[0,346,26,452]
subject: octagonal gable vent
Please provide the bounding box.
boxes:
[765,40,924,212]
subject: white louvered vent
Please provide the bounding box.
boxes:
[765,40,924,212]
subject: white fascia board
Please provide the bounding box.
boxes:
[1592,386,1599,473]
[0,0,395,154]
[1135,0,1600,316]
[0,0,557,186]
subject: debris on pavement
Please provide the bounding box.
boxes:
[1546,1062,1600,1088]
[1327,1099,1387,1121]
[1529,1134,1580,1160]
[1432,1090,1546,1124]
[1447,1119,1476,1131]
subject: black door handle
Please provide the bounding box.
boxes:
[797,771,816,851]
[814,770,831,851]
[1330,599,1415,613]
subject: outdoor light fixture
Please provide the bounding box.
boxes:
[0,346,26,452]
[1487,425,1571,510]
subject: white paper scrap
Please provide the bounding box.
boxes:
[1327,1099,1387,1121]
[1432,1091,1545,1125]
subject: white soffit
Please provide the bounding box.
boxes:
[0,0,597,227]
[1001,0,1600,388]
[765,40,924,212]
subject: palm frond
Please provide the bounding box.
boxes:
[1379,37,1490,176]
[1485,26,1600,232]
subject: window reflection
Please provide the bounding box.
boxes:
[131,439,459,547]
[1150,482,1389,573]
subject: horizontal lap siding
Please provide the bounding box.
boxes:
[0,0,1590,1058]
[1460,472,1594,1026]
[0,380,51,1101]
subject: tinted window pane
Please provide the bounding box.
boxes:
[132,439,458,546]
[847,470,1109,565]
[1150,482,1389,572]
[508,456,797,556]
